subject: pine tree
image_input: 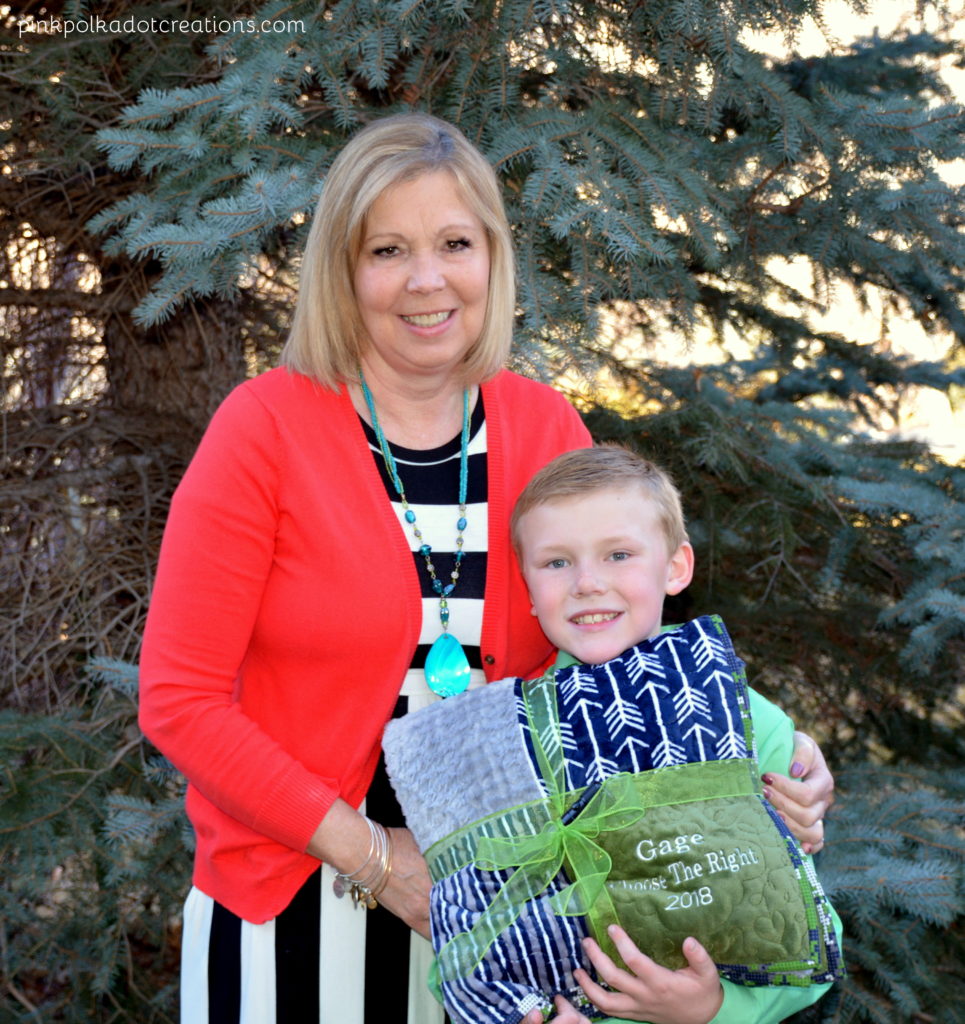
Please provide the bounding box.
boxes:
[2,1,964,1019]
[1,1,286,696]
[790,765,965,1024]
[84,0,965,750]
[0,659,190,1021]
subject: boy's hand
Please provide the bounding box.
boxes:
[573,925,723,1024]
[522,997,593,1023]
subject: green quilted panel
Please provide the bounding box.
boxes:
[601,792,807,970]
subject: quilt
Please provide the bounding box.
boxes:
[382,615,842,1023]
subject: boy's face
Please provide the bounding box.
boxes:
[516,484,694,665]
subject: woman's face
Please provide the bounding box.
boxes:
[353,170,490,385]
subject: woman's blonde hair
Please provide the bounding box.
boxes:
[280,113,515,387]
[511,446,690,554]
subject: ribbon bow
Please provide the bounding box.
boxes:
[436,676,646,983]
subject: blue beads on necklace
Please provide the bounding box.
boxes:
[358,369,472,698]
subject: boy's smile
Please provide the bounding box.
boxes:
[516,485,693,665]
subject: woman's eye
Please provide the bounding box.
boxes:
[446,237,471,251]
[373,245,399,258]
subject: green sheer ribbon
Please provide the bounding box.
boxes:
[436,676,647,983]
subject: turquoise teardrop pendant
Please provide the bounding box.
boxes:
[425,632,471,698]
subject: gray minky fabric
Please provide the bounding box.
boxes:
[382,678,543,852]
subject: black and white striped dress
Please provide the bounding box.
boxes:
[180,399,488,1023]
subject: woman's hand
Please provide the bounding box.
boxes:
[762,730,834,853]
[307,802,431,937]
[377,826,432,938]
[559,926,723,1024]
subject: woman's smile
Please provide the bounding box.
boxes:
[401,310,453,328]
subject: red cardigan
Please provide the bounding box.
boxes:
[139,368,591,922]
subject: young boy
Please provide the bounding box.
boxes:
[384,447,842,1024]
[509,446,842,1024]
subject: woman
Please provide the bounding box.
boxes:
[139,113,832,1024]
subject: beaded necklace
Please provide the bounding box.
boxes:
[358,370,472,698]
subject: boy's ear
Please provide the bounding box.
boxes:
[665,541,695,596]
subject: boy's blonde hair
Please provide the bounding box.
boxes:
[511,446,689,554]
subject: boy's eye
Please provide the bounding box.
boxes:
[546,558,569,569]
[609,551,631,561]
